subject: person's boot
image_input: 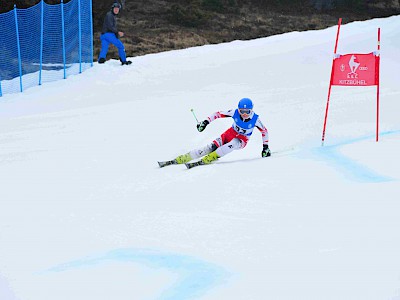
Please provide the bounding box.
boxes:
[98,57,106,64]
[121,60,132,65]
[175,153,192,164]
[201,151,219,164]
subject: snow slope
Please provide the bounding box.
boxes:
[1,16,400,300]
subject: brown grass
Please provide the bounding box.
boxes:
[91,0,399,61]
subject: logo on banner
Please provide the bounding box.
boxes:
[348,55,360,78]
[339,55,367,79]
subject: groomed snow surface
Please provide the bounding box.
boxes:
[1,16,400,300]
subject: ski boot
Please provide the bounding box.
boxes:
[201,151,219,164]
[175,152,192,164]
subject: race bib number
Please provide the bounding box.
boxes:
[235,125,248,135]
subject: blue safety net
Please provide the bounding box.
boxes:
[0,0,93,97]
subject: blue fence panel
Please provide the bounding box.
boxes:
[42,2,66,83]
[80,0,94,70]
[0,10,20,95]
[0,0,93,97]
[17,5,42,91]
[64,0,80,78]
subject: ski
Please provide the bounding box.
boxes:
[271,146,297,156]
[158,160,177,168]
[160,147,297,169]
[185,161,205,169]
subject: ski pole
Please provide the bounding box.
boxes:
[190,108,199,123]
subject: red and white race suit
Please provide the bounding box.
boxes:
[189,109,269,159]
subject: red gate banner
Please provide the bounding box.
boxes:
[331,53,379,86]
[322,18,381,145]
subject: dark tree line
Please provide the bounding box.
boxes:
[0,0,72,13]
[1,0,398,14]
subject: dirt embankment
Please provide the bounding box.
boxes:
[93,0,399,60]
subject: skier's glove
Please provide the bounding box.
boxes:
[261,144,271,157]
[197,120,209,132]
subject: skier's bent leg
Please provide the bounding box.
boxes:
[175,143,217,164]
[215,138,242,158]
[201,138,242,165]
[189,143,217,159]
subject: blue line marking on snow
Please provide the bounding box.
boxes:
[312,145,391,183]
[43,248,229,300]
[312,130,400,183]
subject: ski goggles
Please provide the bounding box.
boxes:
[239,108,252,115]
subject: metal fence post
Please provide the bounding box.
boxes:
[89,0,93,66]
[14,5,23,92]
[61,0,66,79]
[78,0,82,73]
[39,0,44,85]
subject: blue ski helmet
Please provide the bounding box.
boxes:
[238,98,253,110]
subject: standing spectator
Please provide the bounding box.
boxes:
[98,2,132,65]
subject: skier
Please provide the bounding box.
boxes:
[98,2,132,65]
[159,98,271,168]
